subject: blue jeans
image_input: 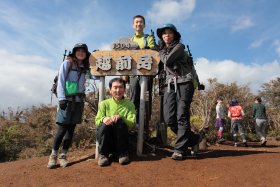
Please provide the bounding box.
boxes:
[231,119,246,142]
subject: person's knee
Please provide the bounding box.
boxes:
[115,119,128,131]
[97,123,112,136]
[55,124,67,136]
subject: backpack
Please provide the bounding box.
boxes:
[131,34,150,49]
[229,106,242,118]
[51,60,87,98]
[51,61,73,103]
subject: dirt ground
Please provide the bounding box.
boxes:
[0,138,280,187]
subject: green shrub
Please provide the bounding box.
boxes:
[245,133,259,142]
[0,123,27,161]
[268,130,280,141]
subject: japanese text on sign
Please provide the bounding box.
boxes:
[89,50,159,76]
[96,55,153,71]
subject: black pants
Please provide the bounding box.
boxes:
[129,76,153,124]
[163,82,195,153]
[96,119,129,155]
[52,123,76,151]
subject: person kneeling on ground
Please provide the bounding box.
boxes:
[95,78,136,166]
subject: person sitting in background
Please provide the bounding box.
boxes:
[95,78,135,167]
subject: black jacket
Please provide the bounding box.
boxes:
[159,42,198,85]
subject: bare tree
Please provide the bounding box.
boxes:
[259,77,280,130]
[191,78,255,130]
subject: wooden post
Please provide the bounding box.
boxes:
[157,95,167,146]
[98,77,105,102]
[89,49,160,158]
[137,76,147,156]
[95,76,105,159]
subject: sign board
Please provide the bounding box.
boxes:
[89,50,160,76]
[110,36,139,50]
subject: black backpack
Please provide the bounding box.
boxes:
[50,50,71,103]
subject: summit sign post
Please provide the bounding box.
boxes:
[89,49,160,157]
[89,49,159,76]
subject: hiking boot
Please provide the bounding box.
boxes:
[191,144,199,156]
[261,139,267,147]
[243,140,248,147]
[119,153,130,165]
[98,154,109,167]
[58,154,69,168]
[171,152,183,160]
[217,138,225,144]
[47,154,57,169]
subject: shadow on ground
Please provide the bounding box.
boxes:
[132,141,279,162]
[69,154,95,167]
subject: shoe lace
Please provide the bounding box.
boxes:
[119,152,128,158]
[60,155,67,160]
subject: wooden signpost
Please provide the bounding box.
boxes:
[89,49,160,157]
[89,50,159,76]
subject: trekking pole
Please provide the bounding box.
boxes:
[151,29,157,50]
[63,49,67,61]
[51,49,68,105]
[186,45,192,58]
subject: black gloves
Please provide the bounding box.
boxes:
[59,100,68,110]
[198,84,205,90]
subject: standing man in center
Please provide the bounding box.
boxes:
[129,15,156,126]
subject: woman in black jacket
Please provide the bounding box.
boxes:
[157,24,200,160]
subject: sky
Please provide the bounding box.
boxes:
[0,0,280,110]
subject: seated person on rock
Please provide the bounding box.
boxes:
[95,78,136,166]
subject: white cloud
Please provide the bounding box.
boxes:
[231,16,254,32]
[0,50,57,110]
[195,57,280,93]
[249,38,264,49]
[99,43,111,50]
[1,50,280,110]
[0,0,116,61]
[274,39,280,56]
[146,0,196,26]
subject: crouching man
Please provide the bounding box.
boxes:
[95,78,136,166]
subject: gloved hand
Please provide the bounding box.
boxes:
[59,100,68,110]
[198,84,205,90]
